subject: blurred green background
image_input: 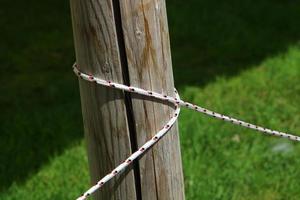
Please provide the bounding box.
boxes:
[1,0,300,199]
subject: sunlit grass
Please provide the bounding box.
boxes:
[0,142,89,200]
[180,47,300,200]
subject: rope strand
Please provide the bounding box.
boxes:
[73,63,299,199]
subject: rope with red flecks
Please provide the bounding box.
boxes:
[73,63,300,200]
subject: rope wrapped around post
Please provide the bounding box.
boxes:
[73,63,300,200]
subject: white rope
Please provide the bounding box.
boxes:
[73,63,299,200]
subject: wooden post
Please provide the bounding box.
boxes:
[70,0,185,199]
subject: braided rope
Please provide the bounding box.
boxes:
[73,63,299,200]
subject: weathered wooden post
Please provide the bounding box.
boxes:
[70,0,185,199]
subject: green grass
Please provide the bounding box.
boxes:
[1,0,300,199]
[0,143,89,200]
[180,48,300,200]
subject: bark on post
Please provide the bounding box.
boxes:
[70,0,185,199]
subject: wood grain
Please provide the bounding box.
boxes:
[119,0,185,199]
[70,0,185,199]
[70,0,137,199]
